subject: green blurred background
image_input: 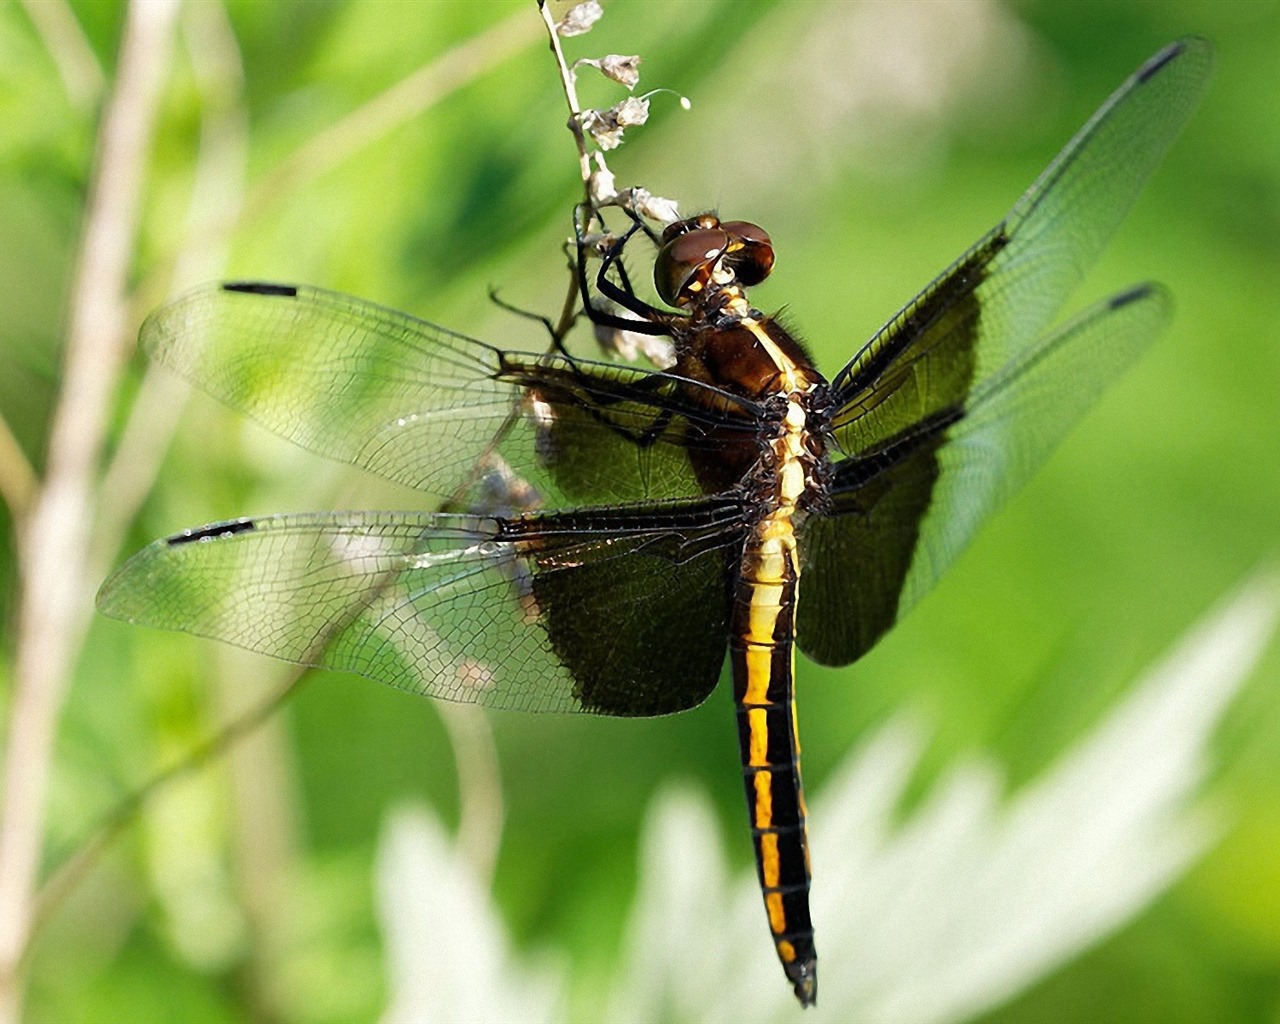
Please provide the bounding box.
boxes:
[2,0,1278,1020]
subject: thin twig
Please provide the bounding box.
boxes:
[0,1,180,1018]
[18,0,104,111]
[537,0,618,357]
[537,0,685,370]
[537,0,594,193]
[93,0,249,581]
[32,672,306,948]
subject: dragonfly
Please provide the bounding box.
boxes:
[99,38,1212,1007]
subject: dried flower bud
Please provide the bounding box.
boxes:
[595,322,677,369]
[577,110,615,150]
[607,187,679,224]
[612,95,650,127]
[575,54,641,89]
[556,1,603,37]
[578,109,615,150]
[589,164,618,206]
[579,95,652,150]
[633,189,680,224]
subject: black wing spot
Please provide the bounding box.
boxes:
[168,519,257,545]
[1109,283,1154,310]
[223,282,298,298]
[1137,40,1184,83]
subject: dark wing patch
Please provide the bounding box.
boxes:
[797,39,1211,666]
[797,425,945,667]
[828,37,1212,460]
[799,285,1172,666]
[100,500,747,717]
[141,283,762,507]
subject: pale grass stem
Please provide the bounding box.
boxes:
[0,3,180,1021]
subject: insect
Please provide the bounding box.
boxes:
[99,38,1212,1007]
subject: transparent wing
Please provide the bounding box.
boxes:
[827,37,1211,460]
[143,282,762,507]
[99,500,748,716]
[798,284,1170,666]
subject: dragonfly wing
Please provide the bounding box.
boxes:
[143,282,761,507]
[797,39,1210,667]
[798,284,1170,666]
[827,38,1211,458]
[99,499,747,716]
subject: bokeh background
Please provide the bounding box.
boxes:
[1,0,1278,1021]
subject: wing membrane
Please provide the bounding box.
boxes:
[828,37,1211,459]
[143,283,761,507]
[98,500,747,716]
[798,284,1170,666]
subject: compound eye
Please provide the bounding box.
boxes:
[654,227,729,307]
[659,213,721,247]
[720,221,770,246]
[719,220,775,286]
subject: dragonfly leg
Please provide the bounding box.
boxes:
[574,206,677,336]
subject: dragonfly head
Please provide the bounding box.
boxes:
[654,214,775,308]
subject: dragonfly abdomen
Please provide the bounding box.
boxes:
[730,534,816,1006]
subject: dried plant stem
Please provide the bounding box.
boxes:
[537,0,594,192]
[33,673,305,947]
[94,0,249,581]
[0,1,179,1017]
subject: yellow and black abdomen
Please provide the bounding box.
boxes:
[729,533,816,1005]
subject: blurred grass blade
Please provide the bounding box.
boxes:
[376,806,564,1024]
